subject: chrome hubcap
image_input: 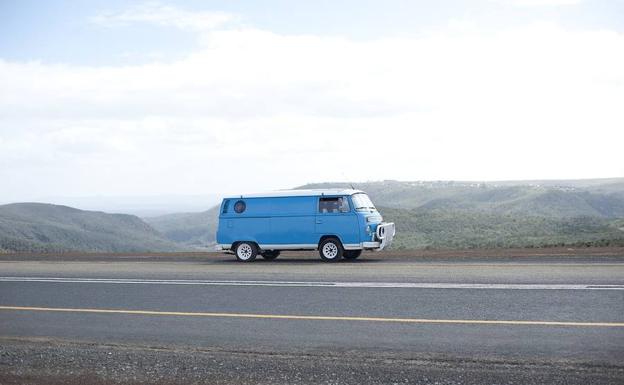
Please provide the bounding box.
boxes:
[238,244,253,260]
[322,242,338,259]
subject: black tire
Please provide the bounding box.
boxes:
[261,250,280,260]
[234,242,258,262]
[343,250,362,260]
[318,238,343,262]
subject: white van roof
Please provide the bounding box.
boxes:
[225,189,364,199]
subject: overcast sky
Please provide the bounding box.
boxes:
[1,0,623,203]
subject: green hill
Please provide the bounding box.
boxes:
[294,179,624,249]
[298,179,624,217]
[381,207,624,249]
[143,178,624,250]
[3,178,623,252]
[144,206,219,249]
[0,203,179,253]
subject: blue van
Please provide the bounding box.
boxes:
[216,189,395,262]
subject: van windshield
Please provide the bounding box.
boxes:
[352,193,376,211]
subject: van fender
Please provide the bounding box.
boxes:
[317,235,361,250]
[231,239,260,251]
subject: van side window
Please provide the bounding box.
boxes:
[319,197,350,213]
[222,200,230,214]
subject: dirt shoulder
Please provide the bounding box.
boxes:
[1,246,623,263]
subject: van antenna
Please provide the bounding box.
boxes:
[340,171,356,190]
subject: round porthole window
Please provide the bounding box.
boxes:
[234,200,246,214]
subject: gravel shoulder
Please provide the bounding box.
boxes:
[1,337,623,385]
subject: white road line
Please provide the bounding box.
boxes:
[0,277,623,290]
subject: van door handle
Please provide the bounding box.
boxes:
[316,219,323,224]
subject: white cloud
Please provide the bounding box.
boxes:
[91,2,235,30]
[1,17,623,201]
[494,0,583,7]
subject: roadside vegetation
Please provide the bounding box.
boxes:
[383,207,624,249]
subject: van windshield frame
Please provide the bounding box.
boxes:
[352,193,376,211]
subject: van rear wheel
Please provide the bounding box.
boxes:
[235,242,258,262]
[319,238,343,262]
[343,250,362,260]
[261,250,280,260]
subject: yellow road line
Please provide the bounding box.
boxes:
[1,306,623,328]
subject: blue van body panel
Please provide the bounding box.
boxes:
[216,189,392,251]
[269,196,317,244]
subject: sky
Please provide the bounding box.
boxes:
[1,0,623,204]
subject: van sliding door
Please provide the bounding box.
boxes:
[269,196,317,247]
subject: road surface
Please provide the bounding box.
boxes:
[1,252,623,384]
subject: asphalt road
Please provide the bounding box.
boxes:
[1,253,623,384]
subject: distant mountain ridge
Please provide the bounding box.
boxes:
[2,178,623,252]
[294,179,624,249]
[0,203,178,253]
[143,206,220,249]
[142,178,624,250]
[298,179,624,217]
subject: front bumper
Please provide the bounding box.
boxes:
[360,241,381,249]
[356,222,396,251]
[375,222,395,250]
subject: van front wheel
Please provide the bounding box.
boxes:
[319,238,343,262]
[235,242,258,262]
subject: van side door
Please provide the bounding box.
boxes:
[315,196,359,247]
[269,196,316,246]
